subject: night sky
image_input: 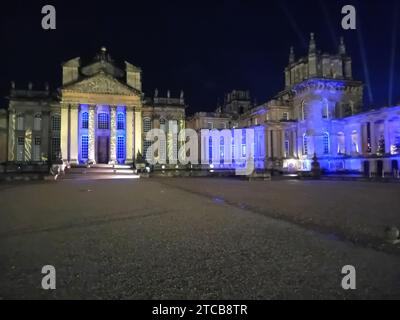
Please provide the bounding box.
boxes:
[1,0,399,114]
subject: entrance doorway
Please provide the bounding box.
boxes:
[376,160,384,177]
[97,136,109,164]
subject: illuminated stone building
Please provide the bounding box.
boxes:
[199,34,400,176]
[2,37,400,176]
[2,47,186,168]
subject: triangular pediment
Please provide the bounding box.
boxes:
[62,72,139,96]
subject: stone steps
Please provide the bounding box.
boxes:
[62,164,139,180]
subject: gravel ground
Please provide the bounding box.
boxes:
[0,178,399,299]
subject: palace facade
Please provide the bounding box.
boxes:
[0,47,186,167]
[188,34,400,176]
[1,34,400,176]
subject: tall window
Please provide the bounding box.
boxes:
[51,137,61,160]
[285,140,290,157]
[117,136,125,160]
[282,112,289,121]
[143,118,153,160]
[81,112,89,129]
[143,117,152,133]
[17,137,25,161]
[98,113,109,129]
[337,132,345,154]
[117,112,125,130]
[16,114,24,130]
[159,118,166,160]
[52,115,61,131]
[81,135,89,160]
[323,132,330,154]
[303,134,308,155]
[34,114,42,131]
[33,137,41,161]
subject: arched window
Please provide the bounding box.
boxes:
[98,113,109,129]
[323,132,330,154]
[81,112,89,129]
[303,134,308,155]
[16,114,24,130]
[34,114,42,131]
[143,117,152,133]
[301,101,307,121]
[51,115,61,131]
[337,132,345,154]
[117,112,125,130]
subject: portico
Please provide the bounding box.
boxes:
[59,48,143,165]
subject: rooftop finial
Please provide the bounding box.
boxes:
[309,32,316,54]
[338,36,346,55]
[289,46,295,64]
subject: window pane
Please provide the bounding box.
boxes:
[98,113,109,129]
[82,112,89,129]
[117,136,125,160]
[52,115,61,131]
[81,135,89,160]
[117,113,125,130]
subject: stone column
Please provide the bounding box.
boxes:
[134,109,142,159]
[384,120,391,154]
[41,111,50,162]
[331,132,338,156]
[24,111,33,162]
[70,104,79,164]
[356,124,362,154]
[60,104,69,163]
[126,107,134,163]
[88,105,96,164]
[272,130,278,159]
[362,123,368,154]
[109,105,117,164]
[266,129,272,158]
[281,130,286,158]
[344,128,351,155]
[293,130,299,158]
[370,121,377,154]
[7,110,16,161]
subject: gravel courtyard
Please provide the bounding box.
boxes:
[0,178,399,299]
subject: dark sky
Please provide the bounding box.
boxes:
[1,0,399,114]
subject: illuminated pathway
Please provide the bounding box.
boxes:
[0,178,399,299]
